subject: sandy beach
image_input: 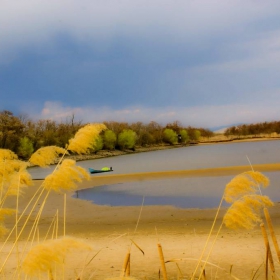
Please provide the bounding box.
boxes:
[3,161,280,280]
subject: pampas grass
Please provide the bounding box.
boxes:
[22,236,92,277]
[0,149,18,160]
[224,171,269,203]
[223,171,273,230]
[0,159,32,204]
[29,146,68,167]
[42,159,90,193]
[67,123,106,154]
[223,194,273,230]
[0,208,15,237]
[0,123,106,278]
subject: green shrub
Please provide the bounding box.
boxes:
[103,130,117,150]
[179,129,189,144]
[163,128,177,145]
[17,137,34,159]
[117,129,136,150]
[92,135,103,152]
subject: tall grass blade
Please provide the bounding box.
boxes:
[263,207,280,262]
[260,223,275,277]
[192,195,224,279]
[120,251,130,277]
[130,239,145,255]
[157,243,168,280]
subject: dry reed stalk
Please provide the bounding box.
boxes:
[48,269,54,280]
[0,185,45,254]
[125,254,131,276]
[202,268,206,280]
[0,188,51,273]
[265,247,268,280]
[11,195,49,278]
[263,207,280,262]
[197,224,223,280]
[157,243,168,280]
[250,263,262,280]
[43,211,58,241]
[64,193,66,237]
[120,250,131,277]
[175,263,183,280]
[192,196,224,280]
[52,210,59,239]
[15,174,20,273]
[260,223,275,276]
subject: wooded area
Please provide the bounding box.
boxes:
[0,110,279,159]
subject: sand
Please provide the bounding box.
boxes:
[2,162,280,280]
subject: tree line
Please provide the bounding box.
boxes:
[224,121,280,136]
[0,110,214,159]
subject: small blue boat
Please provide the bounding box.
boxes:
[88,166,113,174]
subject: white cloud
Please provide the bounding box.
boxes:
[32,98,280,129]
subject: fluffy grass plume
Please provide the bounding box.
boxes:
[223,194,273,229]
[0,149,18,160]
[0,160,32,197]
[0,160,29,179]
[22,236,92,277]
[29,146,68,167]
[42,159,90,192]
[0,208,15,237]
[224,171,269,203]
[4,170,33,196]
[67,123,106,154]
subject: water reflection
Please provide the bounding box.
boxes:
[73,172,280,208]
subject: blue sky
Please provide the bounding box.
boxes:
[1,0,280,130]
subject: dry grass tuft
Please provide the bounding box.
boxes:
[223,194,273,229]
[29,146,68,167]
[67,123,106,154]
[224,171,269,203]
[22,236,92,277]
[42,159,90,192]
[223,171,273,230]
[0,149,18,160]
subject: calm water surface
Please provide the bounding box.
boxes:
[73,172,280,208]
[28,140,280,208]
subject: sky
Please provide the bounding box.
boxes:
[1,0,280,130]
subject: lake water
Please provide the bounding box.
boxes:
[29,140,280,208]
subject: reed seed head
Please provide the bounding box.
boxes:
[67,123,106,154]
[0,208,15,237]
[0,160,33,197]
[0,149,18,161]
[22,236,92,277]
[29,146,68,167]
[42,159,90,192]
[223,194,273,230]
[224,171,270,203]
